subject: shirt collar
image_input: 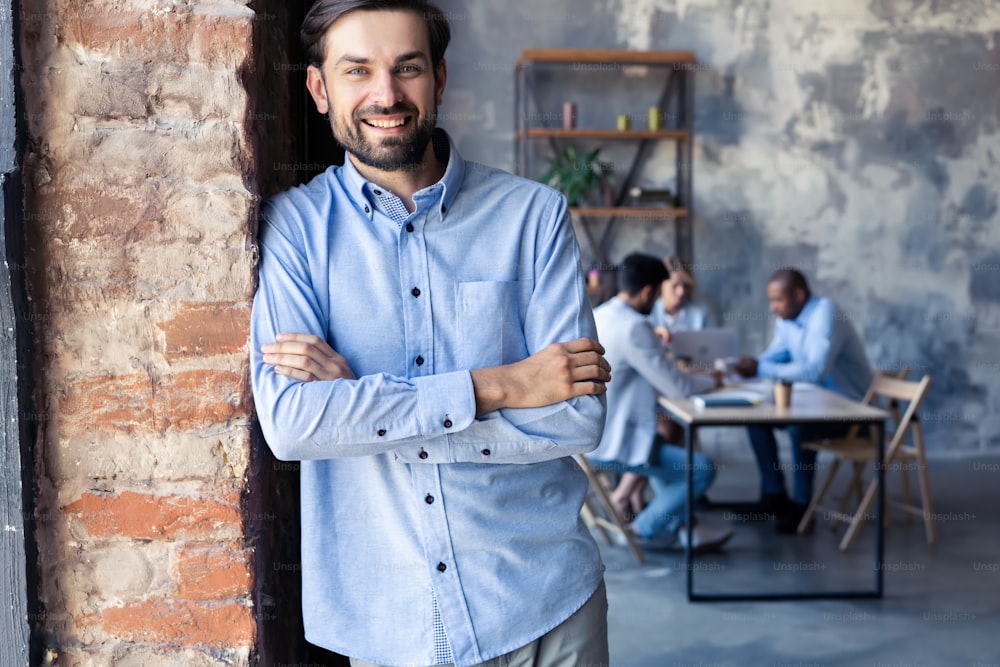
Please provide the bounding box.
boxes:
[339,128,464,221]
[789,295,819,327]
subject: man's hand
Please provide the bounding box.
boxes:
[732,355,758,378]
[653,325,672,346]
[471,337,611,416]
[261,333,356,382]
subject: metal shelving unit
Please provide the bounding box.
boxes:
[515,48,697,280]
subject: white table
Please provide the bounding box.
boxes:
[658,382,889,601]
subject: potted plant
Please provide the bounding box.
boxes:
[539,145,614,207]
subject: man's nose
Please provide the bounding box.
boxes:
[370,70,403,107]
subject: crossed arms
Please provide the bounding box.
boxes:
[251,195,611,464]
[262,333,610,417]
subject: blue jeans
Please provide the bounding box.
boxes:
[747,423,859,505]
[594,439,717,539]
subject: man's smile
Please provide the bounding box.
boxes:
[363,116,411,129]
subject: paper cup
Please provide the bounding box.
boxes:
[773,382,793,409]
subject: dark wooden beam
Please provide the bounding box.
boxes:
[0,0,38,664]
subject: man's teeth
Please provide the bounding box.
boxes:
[366,118,406,128]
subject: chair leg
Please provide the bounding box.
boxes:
[835,462,865,528]
[840,478,878,551]
[581,497,612,545]
[798,458,840,533]
[578,458,644,564]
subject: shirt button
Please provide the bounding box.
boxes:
[411,287,421,297]
[416,355,424,366]
[441,205,447,213]
[482,449,491,456]
[364,205,370,213]
[373,189,382,195]
[437,562,447,572]
[377,429,386,437]
[419,450,428,460]
[425,495,434,504]
[406,223,414,232]
[443,419,453,428]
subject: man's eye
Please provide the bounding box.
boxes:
[347,68,367,75]
[397,65,420,74]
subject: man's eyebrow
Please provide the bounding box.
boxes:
[335,55,372,66]
[333,52,429,67]
[395,51,429,64]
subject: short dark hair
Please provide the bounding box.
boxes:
[618,253,669,297]
[301,0,451,68]
[769,267,811,297]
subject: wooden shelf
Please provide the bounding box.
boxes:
[570,207,688,218]
[516,47,696,262]
[519,48,697,66]
[520,128,690,141]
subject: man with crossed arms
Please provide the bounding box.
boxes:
[251,1,612,665]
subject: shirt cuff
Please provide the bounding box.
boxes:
[756,360,783,380]
[393,371,476,463]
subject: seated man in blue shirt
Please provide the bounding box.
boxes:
[250,2,612,666]
[733,268,873,533]
[588,254,733,553]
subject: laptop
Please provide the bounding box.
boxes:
[669,328,740,371]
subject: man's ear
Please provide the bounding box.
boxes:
[306,65,330,115]
[434,58,447,106]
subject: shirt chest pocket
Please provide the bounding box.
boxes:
[455,280,527,370]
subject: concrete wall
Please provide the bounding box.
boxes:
[437,0,1000,452]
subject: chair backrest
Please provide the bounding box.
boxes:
[845,368,911,439]
[870,374,932,461]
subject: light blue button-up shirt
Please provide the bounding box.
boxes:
[250,130,606,667]
[756,295,873,401]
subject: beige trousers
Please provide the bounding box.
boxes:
[349,580,609,667]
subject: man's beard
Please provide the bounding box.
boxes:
[332,102,437,172]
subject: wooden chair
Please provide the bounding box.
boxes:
[797,374,934,551]
[823,368,910,515]
[575,455,644,564]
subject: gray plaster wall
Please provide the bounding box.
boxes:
[436,0,1000,452]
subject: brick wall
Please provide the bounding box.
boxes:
[19,1,266,663]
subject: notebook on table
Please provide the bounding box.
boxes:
[691,390,766,409]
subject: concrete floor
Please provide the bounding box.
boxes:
[598,444,1000,667]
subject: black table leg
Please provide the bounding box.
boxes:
[875,421,885,596]
[685,423,694,600]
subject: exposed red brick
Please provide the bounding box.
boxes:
[65,10,252,68]
[35,182,164,240]
[58,370,245,435]
[85,599,254,647]
[63,489,242,540]
[158,302,251,361]
[176,544,251,600]
[167,370,246,431]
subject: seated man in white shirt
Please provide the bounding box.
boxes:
[619,256,711,516]
[733,268,874,533]
[588,254,733,552]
